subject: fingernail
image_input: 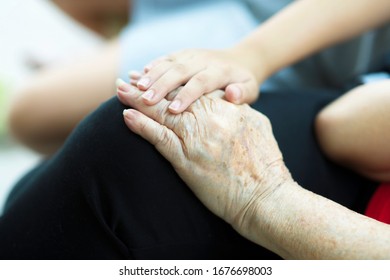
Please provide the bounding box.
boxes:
[230,86,242,101]
[128,70,141,79]
[169,100,181,111]
[137,77,151,88]
[142,89,154,101]
[123,109,135,119]
[116,78,131,92]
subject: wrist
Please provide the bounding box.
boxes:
[230,161,297,257]
[251,179,304,259]
[227,43,272,85]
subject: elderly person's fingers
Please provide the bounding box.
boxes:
[118,78,291,231]
[123,109,184,164]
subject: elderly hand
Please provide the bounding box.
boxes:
[129,48,260,114]
[117,84,292,234]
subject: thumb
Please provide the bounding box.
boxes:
[225,82,259,104]
[123,109,182,163]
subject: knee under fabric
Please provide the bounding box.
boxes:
[1,89,376,259]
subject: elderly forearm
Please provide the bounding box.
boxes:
[239,180,390,259]
[232,0,390,83]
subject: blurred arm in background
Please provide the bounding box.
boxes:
[8,0,130,155]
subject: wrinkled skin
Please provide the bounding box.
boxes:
[117,86,292,233]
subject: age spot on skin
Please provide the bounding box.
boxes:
[250,173,260,182]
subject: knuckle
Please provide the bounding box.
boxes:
[138,118,150,135]
[189,74,209,93]
[173,63,188,75]
[150,83,170,97]
[166,86,182,100]
[155,126,173,150]
[154,103,170,123]
[156,128,171,147]
[223,66,234,78]
[149,60,171,76]
[180,87,201,104]
[193,73,208,85]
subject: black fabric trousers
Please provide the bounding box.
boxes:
[0,89,376,259]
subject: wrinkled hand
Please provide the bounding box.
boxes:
[117,84,292,233]
[129,48,259,114]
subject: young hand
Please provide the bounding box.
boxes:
[129,48,260,114]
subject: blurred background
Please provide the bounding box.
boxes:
[0,0,106,213]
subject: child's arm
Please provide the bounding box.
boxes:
[134,0,390,114]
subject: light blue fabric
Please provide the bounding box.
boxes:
[119,1,258,80]
[119,0,390,90]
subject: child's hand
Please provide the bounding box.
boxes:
[129,49,259,114]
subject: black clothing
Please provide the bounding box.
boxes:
[0,89,376,259]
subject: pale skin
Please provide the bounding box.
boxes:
[6,0,389,257]
[8,0,128,155]
[8,0,390,157]
[8,41,120,154]
[316,79,390,182]
[117,84,390,259]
